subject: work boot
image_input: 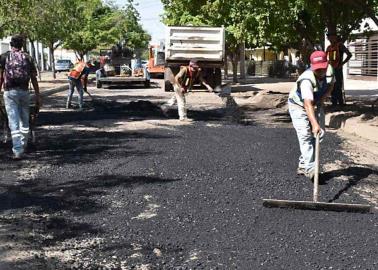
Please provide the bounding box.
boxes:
[179,117,193,122]
[161,105,169,117]
[305,170,315,182]
[12,152,23,161]
[297,167,306,175]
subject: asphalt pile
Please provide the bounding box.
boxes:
[0,97,376,269]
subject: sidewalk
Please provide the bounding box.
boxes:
[37,71,69,96]
[37,71,96,97]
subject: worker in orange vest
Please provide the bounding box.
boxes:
[66,60,90,110]
[326,32,352,107]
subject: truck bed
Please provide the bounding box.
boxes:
[165,26,225,65]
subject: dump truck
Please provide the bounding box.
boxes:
[164,26,225,91]
[97,47,150,88]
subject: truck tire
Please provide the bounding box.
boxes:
[164,80,174,92]
[214,68,222,87]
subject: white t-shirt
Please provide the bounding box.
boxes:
[300,80,315,101]
[300,79,328,101]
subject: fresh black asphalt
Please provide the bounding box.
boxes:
[0,94,377,270]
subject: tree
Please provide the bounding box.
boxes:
[257,0,378,64]
[162,0,259,82]
[116,0,151,55]
[162,0,378,74]
[0,0,39,51]
[64,0,150,60]
[32,0,79,78]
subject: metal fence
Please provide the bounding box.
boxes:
[226,60,299,78]
[348,37,378,78]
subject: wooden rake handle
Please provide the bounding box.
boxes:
[313,132,320,202]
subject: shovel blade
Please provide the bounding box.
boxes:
[263,199,371,213]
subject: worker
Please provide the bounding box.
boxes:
[0,34,41,160]
[66,60,90,110]
[164,59,213,121]
[326,32,352,107]
[288,51,335,180]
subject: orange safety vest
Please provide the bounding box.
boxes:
[69,61,86,79]
[326,42,341,69]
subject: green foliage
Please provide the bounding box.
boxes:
[120,0,151,50]
[0,0,38,40]
[162,0,378,52]
[63,0,150,59]
[0,0,150,59]
[162,0,259,53]
[33,0,78,48]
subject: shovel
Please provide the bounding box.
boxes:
[263,132,371,213]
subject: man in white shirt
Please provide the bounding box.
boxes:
[288,51,335,180]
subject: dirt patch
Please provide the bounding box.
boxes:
[244,90,288,109]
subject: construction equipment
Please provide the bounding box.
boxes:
[263,133,372,213]
[97,47,150,88]
[148,44,165,78]
[164,26,225,91]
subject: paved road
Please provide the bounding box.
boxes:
[0,83,377,270]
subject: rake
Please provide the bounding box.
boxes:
[263,133,371,213]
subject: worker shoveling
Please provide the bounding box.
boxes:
[263,133,371,213]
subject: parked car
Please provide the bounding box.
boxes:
[141,60,148,68]
[55,59,74,72]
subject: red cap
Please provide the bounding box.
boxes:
[310,51,328,71]
[189,59,199,68]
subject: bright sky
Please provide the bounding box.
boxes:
[115,0,165,45]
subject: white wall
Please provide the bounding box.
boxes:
[54,47,78,63]
[0,37,11,54]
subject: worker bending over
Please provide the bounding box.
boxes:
[165,59,213,121]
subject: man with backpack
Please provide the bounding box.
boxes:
[66,60,90,110]
[0,34,41,160]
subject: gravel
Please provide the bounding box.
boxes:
[0,88,376,270]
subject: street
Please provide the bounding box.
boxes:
[0,80,377,270]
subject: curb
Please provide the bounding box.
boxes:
[41,85,68,97]
[40,77,96,97]
[326,111,378,143]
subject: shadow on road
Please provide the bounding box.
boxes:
[321,166,377,202]
[0,175,179,269]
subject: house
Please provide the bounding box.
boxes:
[345,18,378,80]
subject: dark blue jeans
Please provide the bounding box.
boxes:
[331,68,344,105]
[67,78,83,108]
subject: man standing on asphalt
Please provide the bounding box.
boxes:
[66,60,90,110]
[326,32,352,107]
[288,51,335,179]
[164,59,213,121]
[0,34,41,160]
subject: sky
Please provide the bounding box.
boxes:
[116,0,166,45]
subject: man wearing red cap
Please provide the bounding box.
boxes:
[288,51,335,180]
[165,59,213,121]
